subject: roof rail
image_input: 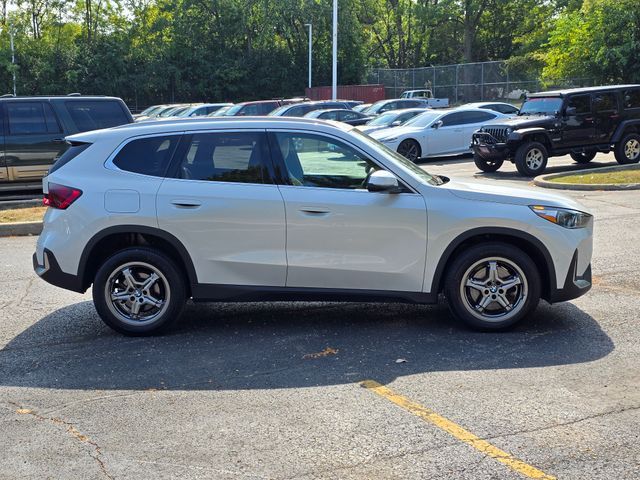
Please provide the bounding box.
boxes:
[0,93,15,97]
[67,92,81,96]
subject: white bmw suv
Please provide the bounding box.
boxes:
[34,117,593,335]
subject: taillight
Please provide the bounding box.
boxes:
[43,183,83,209]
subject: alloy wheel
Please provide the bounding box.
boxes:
[624,139,640,160]
[525,148,544,170]
[398,141,419,161]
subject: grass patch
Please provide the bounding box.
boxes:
[0,206,47,223]
[550,169,640,185]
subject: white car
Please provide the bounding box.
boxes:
[370,108,510,161]
[172,103,233,118]
[462,102,520,115]
[34,117,593,335]
[357,108,428,134]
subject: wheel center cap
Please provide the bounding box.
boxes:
[490,286,497,293]
[135,291,142,297]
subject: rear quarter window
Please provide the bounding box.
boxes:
[65,100,130,132]
[113,135,180,177]
[623,89,640,109]
[49,143,91,174]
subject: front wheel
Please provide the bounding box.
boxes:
[92,247,186,335]
[570,150,597,164]
[614,133,640,165]
[444,243,541,330]
[397,139,421,162]
[474,153,504,173]
[514,141,548,177]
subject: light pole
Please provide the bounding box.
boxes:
[9,25,15,96]
[331,0,337,100]
[304,23,312,90]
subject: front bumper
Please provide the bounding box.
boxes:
[548,250,592,303]
[471,132,511,160]
[33,249,86,293]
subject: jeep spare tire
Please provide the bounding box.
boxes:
[515,141,548,177]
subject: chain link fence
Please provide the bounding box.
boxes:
[367,61,595,104]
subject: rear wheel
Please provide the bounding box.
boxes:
[444,243,541,330]
[570,150,597,164]
[614,133,640,165]
[93,247,186,335]
[474,153,504,173]
[515,141,548,177]
[397,139,421,162]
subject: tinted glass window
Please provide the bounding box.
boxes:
[65,101,129,132]
[49,143,91,174]
[567,95,591,114]
[259,102,279,115]
[320,111,339,120]
[489,104,518,114]
[7,102,61,135]
[592,92,618,112]
[113,135,180,177]
[440,112,468,127]
[341,111,359,121]
[623,89,640,109]
[464,111,497,124]
[177,132,270,183]
[272,132,378,189]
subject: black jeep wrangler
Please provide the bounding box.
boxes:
[471,85,640,176]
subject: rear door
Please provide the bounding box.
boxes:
[156,130,287,287]
[4,100,66,183]
[592,92,620,143]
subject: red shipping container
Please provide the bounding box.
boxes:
[305,84,385,103]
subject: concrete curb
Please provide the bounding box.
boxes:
[534,164,640,191]
[0,221,42,237]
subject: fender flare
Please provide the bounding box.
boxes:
[611,120,640,143]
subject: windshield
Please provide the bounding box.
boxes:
[350,128,441,186]
[223,104,245,116]
[268,105,289,116]
[403,111,442,128]
[210,106,231,116]
[365,100,389,115]
[140,106,160,116]
[367,112,397,126]
[519,97,562,115]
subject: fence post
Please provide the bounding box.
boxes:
[455,65,458,104]
[481,62,484,101]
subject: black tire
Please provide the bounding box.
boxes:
[397,139,421,162]
[570,150,597,164]
[474,153,504,173]
[92,247,186,336]
[515,141,548,177]
[614,133,640,165]
[444,242,541,331]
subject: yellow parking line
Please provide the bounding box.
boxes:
[360,380,556,480]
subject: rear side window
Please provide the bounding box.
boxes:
[623,89,640,109]
[592,92,618,113]
[65,101,130,132]
[113,135,180,177]
[6,102,61,135]
[176,132,270,184]
[49,143,91,174]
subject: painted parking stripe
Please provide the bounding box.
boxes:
[360,380,555,480]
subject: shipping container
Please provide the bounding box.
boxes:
[305,84,385,103]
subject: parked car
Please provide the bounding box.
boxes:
[173,103,233,118]
[0,95,133,190]
[136,104,189,122]
[364,98,432,117]
[357,108,428,134]
[471,85,640,176]
[269,101,352,117]
[34,117,593,335]
[400,89,449,108]
[462,102,520,115]
[339,100,364,109]
[371,107,509,161]
[133,105,165,120]
[353,103,372,113]
[209,105,232,117]
[222,100,290,116]
[304,109,372,126]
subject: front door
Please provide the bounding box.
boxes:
[156,130,287,286]
[4,101,67,183]
[562,94,595,146]
[269,131,427,292]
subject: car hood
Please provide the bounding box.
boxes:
[443,178,588,211]
[370,126,421,140]
[485,115,555,129]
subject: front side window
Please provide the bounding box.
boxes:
[176,131,270,184]
[65,101,129,131]
[113,135,180,177]
[440,112,468,127]
[7,102,61,135]
[567,95,591,115]
[271,132,378,189]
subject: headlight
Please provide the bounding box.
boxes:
[380,137,398,143]
[529,205,592,229]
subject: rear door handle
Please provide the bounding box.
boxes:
[52,138,65,144]
[171,200,202,208]
[299,207,330,216]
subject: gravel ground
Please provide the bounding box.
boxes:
[0,153,638,480]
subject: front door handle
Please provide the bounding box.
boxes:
[171,200,202,208]
[299,207,330,216]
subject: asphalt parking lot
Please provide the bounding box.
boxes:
[1,153,639,479]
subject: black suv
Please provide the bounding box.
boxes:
[471,85,640,176]
[0,95,133,190]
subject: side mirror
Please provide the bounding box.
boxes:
[565,107,577,116]
[391,120,402,126]
[432,120,443,129]
[367,170,402,193]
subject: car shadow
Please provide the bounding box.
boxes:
[0,300,613,391]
